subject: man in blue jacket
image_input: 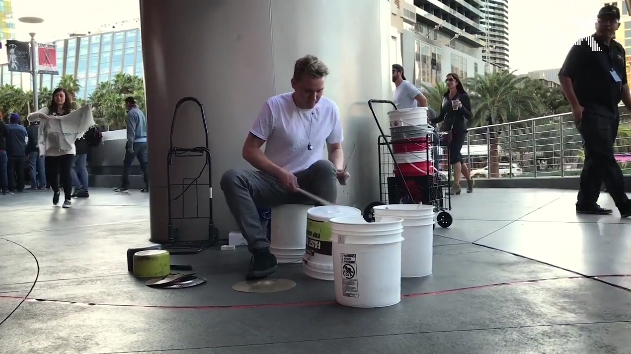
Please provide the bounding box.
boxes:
[5,113,27,193]
[114,97,149,193]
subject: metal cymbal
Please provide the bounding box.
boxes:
[232,279,297,293]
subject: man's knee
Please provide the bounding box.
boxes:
[220,168,247,191]
[310,160,336,176]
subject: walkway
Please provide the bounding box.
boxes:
[1,188,630,353]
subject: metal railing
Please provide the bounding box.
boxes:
[461,109,631,179]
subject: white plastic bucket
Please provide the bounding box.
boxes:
[330,215,404,308]
[373,204,435,278]
[303,206,361,281]
[270,204,313,263]
[388,107,428,128]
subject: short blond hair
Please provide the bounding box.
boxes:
[293,54,330,81]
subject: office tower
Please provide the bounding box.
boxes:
[480,0,509,70]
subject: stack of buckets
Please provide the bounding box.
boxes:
[387,107,434,177]
[324,204,434,308]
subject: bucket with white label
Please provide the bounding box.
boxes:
[330,215,404,308]
[270,204,313,263]
[373,204,434,278]
[387,107,428,128]
[303,205,362,280]
[393,151,435,177]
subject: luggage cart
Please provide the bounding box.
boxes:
[362,99,453,229]
[165,97,219,254]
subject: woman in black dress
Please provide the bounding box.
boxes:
[431,73,474,195]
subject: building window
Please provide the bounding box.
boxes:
[414,40,441,87]
[451,53,467,79]
[626,38,631,47]
[474,62,479,77]
[625,21,631,29]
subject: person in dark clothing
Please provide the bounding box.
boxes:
[114,97,149,193]
[71,134,90,198]
[26,120,46,189]
[430,72,474,195]
[0,111,8,195]
[5,113,27,192]
[559,4,631,218]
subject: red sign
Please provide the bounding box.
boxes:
[38,43,59,75]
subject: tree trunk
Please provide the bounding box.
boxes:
[490,137,500,178]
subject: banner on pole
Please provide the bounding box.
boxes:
[38,43,59,75]
[6,40,31,73]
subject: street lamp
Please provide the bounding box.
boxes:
[18,16,44,111]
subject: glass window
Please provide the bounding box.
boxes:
[626,30,631,38]
[102,33,112,44]
[99,74,110,83]
[65,59,75,76]
[625,21,631,29]
[123,53,135,67]
[114,42,123,50]
[626,39,631,47]
[78,42,88,55]
[114,32,124,42]
[90,34,101,44]
[113,49,123,62]
[111,61,122,72]
[124,65,134,75]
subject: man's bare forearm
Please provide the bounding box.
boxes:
[559,76,581,109]
[622,84,631,111]
[329,147,344,170]
[243,148,283,177]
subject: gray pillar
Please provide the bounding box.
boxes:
[140,0,392,243]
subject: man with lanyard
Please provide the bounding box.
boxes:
[558,4,631,218]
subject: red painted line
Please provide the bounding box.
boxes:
[0,275,628,311]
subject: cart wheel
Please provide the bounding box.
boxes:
[363,201,386,222]
[437,211,452,228]
[168,226,179,242]
[209,224,219,245]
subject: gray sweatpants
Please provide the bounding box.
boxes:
[220,160,337,252]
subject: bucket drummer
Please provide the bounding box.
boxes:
[220,55,350,280]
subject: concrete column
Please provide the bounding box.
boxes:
[140,0,393,243]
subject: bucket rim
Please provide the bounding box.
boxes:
[373,204,435,212]
[330,215,403,226]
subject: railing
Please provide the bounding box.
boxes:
[462,109,631,179]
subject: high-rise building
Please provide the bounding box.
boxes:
[0,27,144,99]
[0,0,16,41]
[480,0,509,70]
[390,0,487,89]
[601,1,631,81]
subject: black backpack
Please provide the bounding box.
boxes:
[85,126,103,147]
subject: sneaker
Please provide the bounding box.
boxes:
[246,249,278,280]
[76,190,89,198]
[620,203,631,218]
[62,200,71,208]
[53,191,60,205]
[140,188,149,193]
[576,204,612,215]
[113,187,128,193]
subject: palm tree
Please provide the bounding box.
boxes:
[88,73,145,130]
[465,71,545,177]
[58,75,81,102]
[421,81,448,114]
[0,84,30,120]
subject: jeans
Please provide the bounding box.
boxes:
[70,153,89,191]
[45,154,74,201]
[29,151,46,188]
[0,151,7,192]
[220,160,337,253]
[576,109,629,210]
[7,156,24,192]
[121,142,149,189]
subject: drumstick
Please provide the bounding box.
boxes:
[297,188,333,206]
[342,144,357,173]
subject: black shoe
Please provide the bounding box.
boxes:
[53,191,60,205]
[620,203,631,218]
[62,200,72,208]
[246,249,278,280]
[140,188,149,193]
[76,190,89,198]
[576,204,613,215]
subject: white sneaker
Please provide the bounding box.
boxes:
[62,200,72,208]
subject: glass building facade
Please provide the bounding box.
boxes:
[0,28,143,100]
[0,0,15,41]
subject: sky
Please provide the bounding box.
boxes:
[508,0,602,74]
[11,0,603,74]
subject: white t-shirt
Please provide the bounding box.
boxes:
[250,92,343,173]
[394,80,421,109]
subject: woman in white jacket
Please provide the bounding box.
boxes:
[28,88,77,208]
